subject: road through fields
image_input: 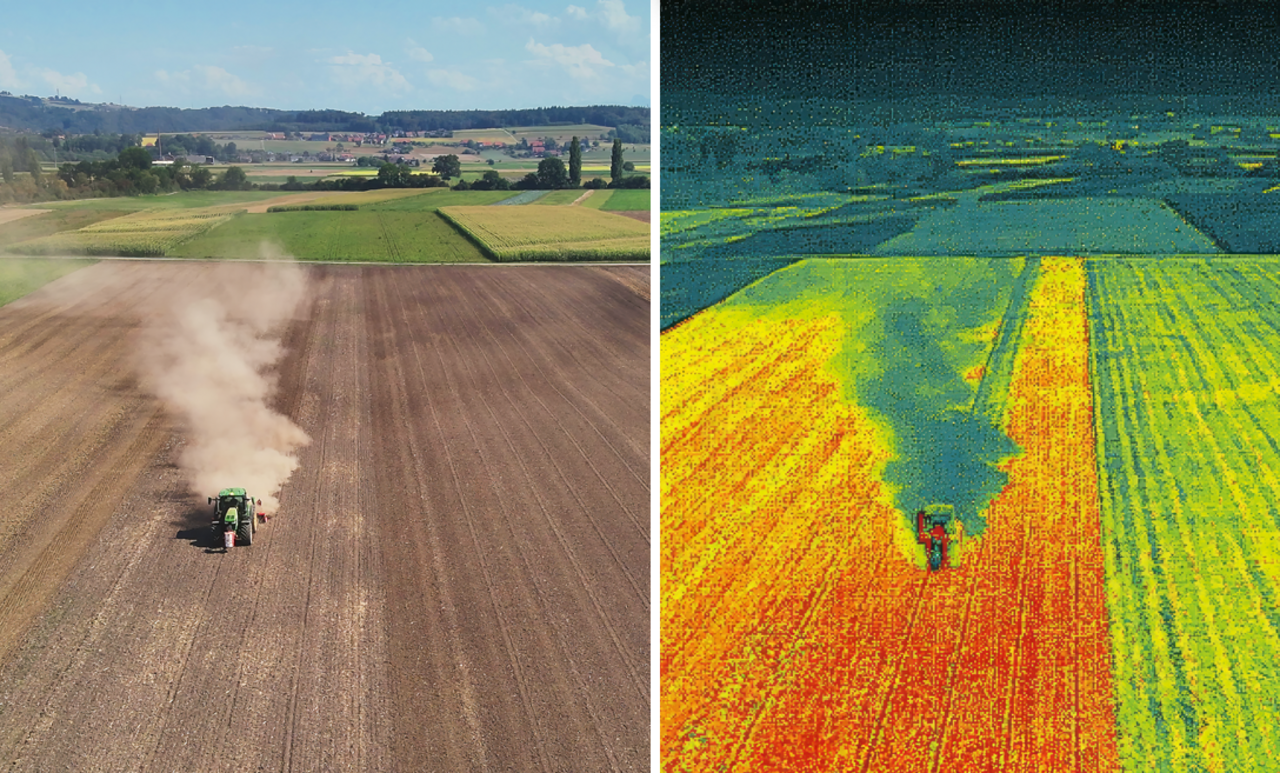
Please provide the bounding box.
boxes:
[0,260,649,772]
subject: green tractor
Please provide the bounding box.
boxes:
[209,487,260,549]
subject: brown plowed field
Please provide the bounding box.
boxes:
[0,260,650,772]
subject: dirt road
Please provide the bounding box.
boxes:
[0,261,650,772]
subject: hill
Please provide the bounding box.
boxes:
[0,94,650,139]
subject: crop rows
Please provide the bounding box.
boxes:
[1088,258,1280,772]
[4,207,233,256]
[439,206,649,261]
[266,204,359,212]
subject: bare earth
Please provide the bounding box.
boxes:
[612,211,651,223]
[0,208,48,226]
[0,261,650,772]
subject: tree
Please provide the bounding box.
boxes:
[623,161,635,172]
[0,149,12,184]
[218,165,250,190]
[432,154,461,180]
[25,149,43,187]
[610,138,623,182]
[536,156,569,189]
[377,162,411,187]
[190,165,213,189]
[471,169,511,191]
[569,136,582,187]
[118,146,153,171]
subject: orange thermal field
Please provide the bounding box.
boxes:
[661,258,1120,772]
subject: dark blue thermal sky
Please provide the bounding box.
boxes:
[662,1,1280,100]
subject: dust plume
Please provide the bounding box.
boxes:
[134,254,310,513]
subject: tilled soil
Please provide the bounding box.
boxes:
[0,260,649,772]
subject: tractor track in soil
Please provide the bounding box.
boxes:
[0,260,649,772]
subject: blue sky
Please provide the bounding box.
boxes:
[0,0,650,113]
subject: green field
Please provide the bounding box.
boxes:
[36,191,289,211]
[508,124,614,142]
[9,209,234,257]
[0,208,130,249]
[1089,257,1280,773]
[453,128,519,143]
[171,210,490,262]
[531,190,586,206]
[363,191,519,211]
[598,190,651,211]
[872,198,1221,255]
[439,205,649,261]
[0,258,96,306]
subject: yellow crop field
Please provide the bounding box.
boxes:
[5,207,233,257]
[438,205,649,261]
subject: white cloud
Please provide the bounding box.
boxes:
[564,0,640,37]
[490,4,559,27]
[596,0,640,34]
[229,45,276,67]
[193,65,254,98]
[406,39,434,62]
[525,39,614,81]
[327,52,411,92]
[431,16,484,35]
[427,69,478,91]
[154,65,253,99]
[0,50,23,90]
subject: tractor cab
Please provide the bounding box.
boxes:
[208,487,256,548]
[916,504,954,571]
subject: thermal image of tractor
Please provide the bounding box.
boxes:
[916,504,958,571]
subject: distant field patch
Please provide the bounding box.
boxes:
[171,210,489,262]
[493,190,551,206]
[6,208,234,257]
[453,128,519,143]
[598,190,651,211]
[531,190,585,206]
[364,191,519,211]
[508,124,613,142]
[439,206,649,261]
[245,192,345,213]
[955,155,1068,167]
[873,198,1220,255]
[0,208,129,249]
[319,189,440,206]
[0,209,48,227]
[1164,194,1280,252]
[37,191,287,211]
[0,258,96,306]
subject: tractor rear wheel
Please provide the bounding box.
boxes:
[237,518,253,547]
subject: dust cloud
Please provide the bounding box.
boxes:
[134,251,310,513]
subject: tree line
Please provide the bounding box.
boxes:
[450,138,649,191]
[0,95,650,138]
